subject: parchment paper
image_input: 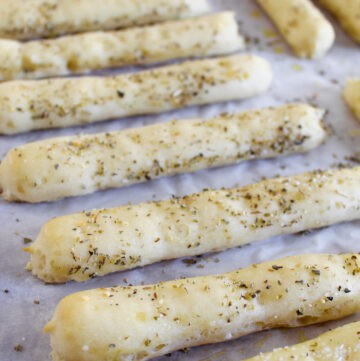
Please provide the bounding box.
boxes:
[1,1,360,360]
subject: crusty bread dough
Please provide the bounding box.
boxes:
[0,0,211,40]
[0,54,271,134]
[244,321,360,360]
[0,104,326,203]
[256,0,335,58]
[0,12,244,81]
[319,0,360,43]
[25,166,360,283]
[44,253,360,361]
[344,78,360,121]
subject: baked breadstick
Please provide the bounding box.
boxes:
[319,0,360,43]
[0,54,271,134]
[25,167,360,283]
[256,0,335,58]
[45,253,360,361]
[344,78,360,121]
[0,0,211,40]
[0,12,244,81]
[243,321,360,361]
[0,104,327,203]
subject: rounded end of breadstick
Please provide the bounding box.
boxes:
[309,104,327,127]
[344,78,360,121]
[45,291,107,361]
[211,12,246,53]
[275,103,328,151]
[44,299,76,361]
[314,106,332,138]
[245,55,273,95]
[0,80,33,135]
[185,0,212,16]
[300,103,329,143]
[27,247,66,284]
[27,212,112,283]
[26,216,81,283]
[293,23,335,59]
[0,39,22,81]
[24,221,71,283]
[0,138,93,203]
[310,19,335,59]
[213,54,273,100]
[0,146,34,203]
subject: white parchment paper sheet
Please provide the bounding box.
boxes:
[1,1,360,360]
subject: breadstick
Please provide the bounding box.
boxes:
[0,54,271,134]
[0,12,244,81]
[44,253,360,361]
[344,78,360,121]
[319,0,360,43]
[243,321,360,361]
[0,104,327,203]
[25,167,360,283]
[256,0,335,58]
[0,0,211,40]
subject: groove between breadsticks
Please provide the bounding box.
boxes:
[0,103,327,203]
[344,78,360,121]
[26,167,360,283]
[242,321,360,361]
[319,0,360,43]
[0,54,271,134]
[0,0,211,40]
[44,253,360,361]
[256,0,335,58]
[0,12,244,81]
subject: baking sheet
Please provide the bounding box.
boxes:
[1,1,360,360]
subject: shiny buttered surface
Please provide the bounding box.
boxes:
[45,254,360,361]
[25,167,360,283]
